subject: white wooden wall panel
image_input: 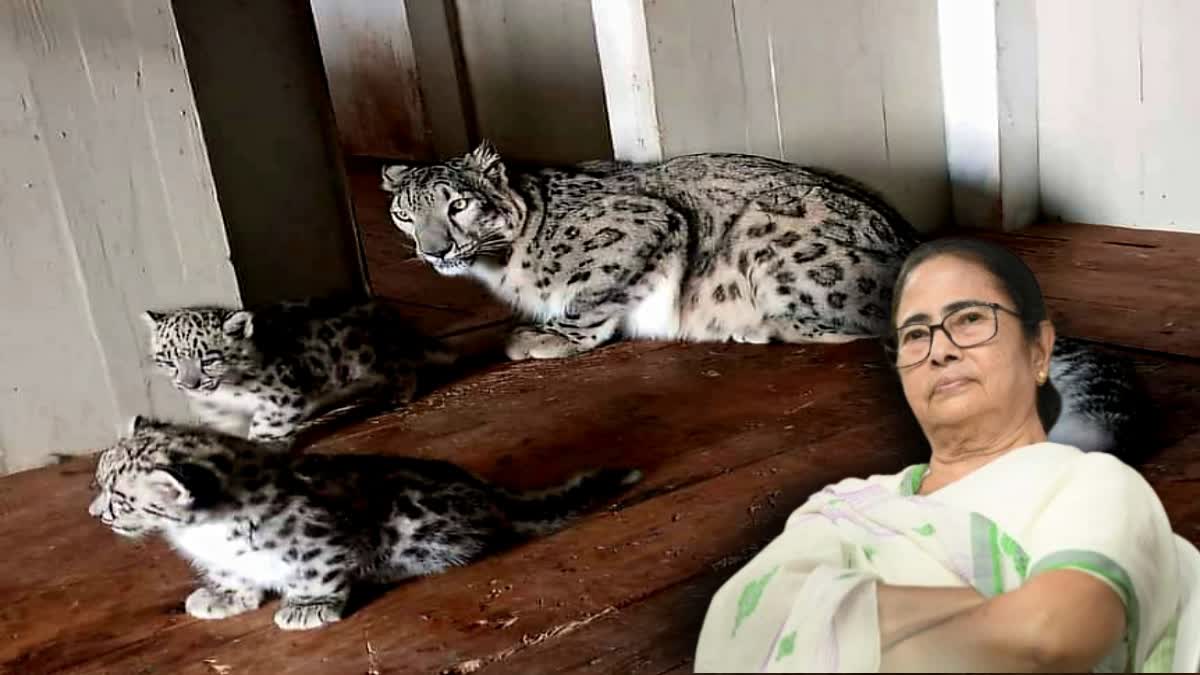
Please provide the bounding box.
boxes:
[455,0,613,164]
[640,0,753,156]
[590,0,661,163]
[0,0,237,473]
[1038,0,1200,234]
[935,0,1039,231]
[0,0,363,474]
[599,0,950,232]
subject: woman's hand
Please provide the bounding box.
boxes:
[880,569,1126,672]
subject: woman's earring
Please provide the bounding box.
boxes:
[1036,370,1047,385]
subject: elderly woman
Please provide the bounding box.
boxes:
[693,238,1198,672]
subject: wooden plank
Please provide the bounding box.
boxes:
[455,0,613,164]
[6,336,1198,673]
[390,424,1200,675]
[403,0,474,159]
[612,0,948,231]
[474,571,718,675]
[639,0,751,156]
[0,414,917,674]
[590,0,663,162]
[765,0,948,231]
[1037,0,1200,234]
[1138,0,1200,234]
[1036,0,1143,229]
[304,341,924,490]
[0,342,924,673]
[309,0,431,159]
[937,0,1038,230]
[868,0,953,232]
[970,223,1200,358]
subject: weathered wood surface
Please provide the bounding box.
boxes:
[3,339,1198,674]
[3,162,1199,674]
[971,222,1200,359]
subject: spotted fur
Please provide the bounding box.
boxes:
[382,143,1152,456]
[382,143,919,359]
[88,417,642,630]
[143,296,452,445]
[1041,337,1154,459]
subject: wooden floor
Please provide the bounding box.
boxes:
[4,159,1200,674]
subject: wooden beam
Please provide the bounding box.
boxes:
[172,0,366,304]
[403,0,475,158]
[936,0,1039,230]
[310,0,474,160]
[456,0,613,164]
[590,0,663,163]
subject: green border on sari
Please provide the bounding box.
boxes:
[899,464,929,496]
[969,512,1031,597]
[1030,550,1141,672]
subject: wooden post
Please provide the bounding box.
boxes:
[936,0,1039,231]
[591,0,663,163]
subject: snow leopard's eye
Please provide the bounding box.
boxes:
[448,198,470,215]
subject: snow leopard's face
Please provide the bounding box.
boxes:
[381,141,518,276]
[89,418,227,538]
[143,308,258,391]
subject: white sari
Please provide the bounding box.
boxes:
[694,442,1196,672]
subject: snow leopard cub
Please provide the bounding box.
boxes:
[143,295,452,445]
[381,141,921,360]
[88,416,642,630]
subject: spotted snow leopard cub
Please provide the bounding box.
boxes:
[381,142,1152,457]
[88,416,642,630]
[144,296,452,444]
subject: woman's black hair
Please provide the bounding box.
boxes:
[889,237,1048,340]
[888,237,1061,428]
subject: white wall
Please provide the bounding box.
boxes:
[596,0,951,232]
[1038,0,1200,234]
[0,0,363,475]
[0,0,238,473]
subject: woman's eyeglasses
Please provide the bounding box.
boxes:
[884,302,1024,368]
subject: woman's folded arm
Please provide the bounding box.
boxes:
[880,568,1126,672]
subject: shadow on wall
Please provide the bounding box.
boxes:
[455,0,614,165]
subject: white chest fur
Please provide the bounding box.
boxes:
[485,253,685,339]
[169,523,293,588]
[622,260,683,339]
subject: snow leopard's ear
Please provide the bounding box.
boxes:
[148,462,222,507]
[142,310,166,330]
[126,415,149,437]
[125,415,168,438]
[381,164,416,193]
[222,310,254,340]
[462,140,507,188]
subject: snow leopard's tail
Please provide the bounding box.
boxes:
[1043,336,1158,461]
[497,468,643,537]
